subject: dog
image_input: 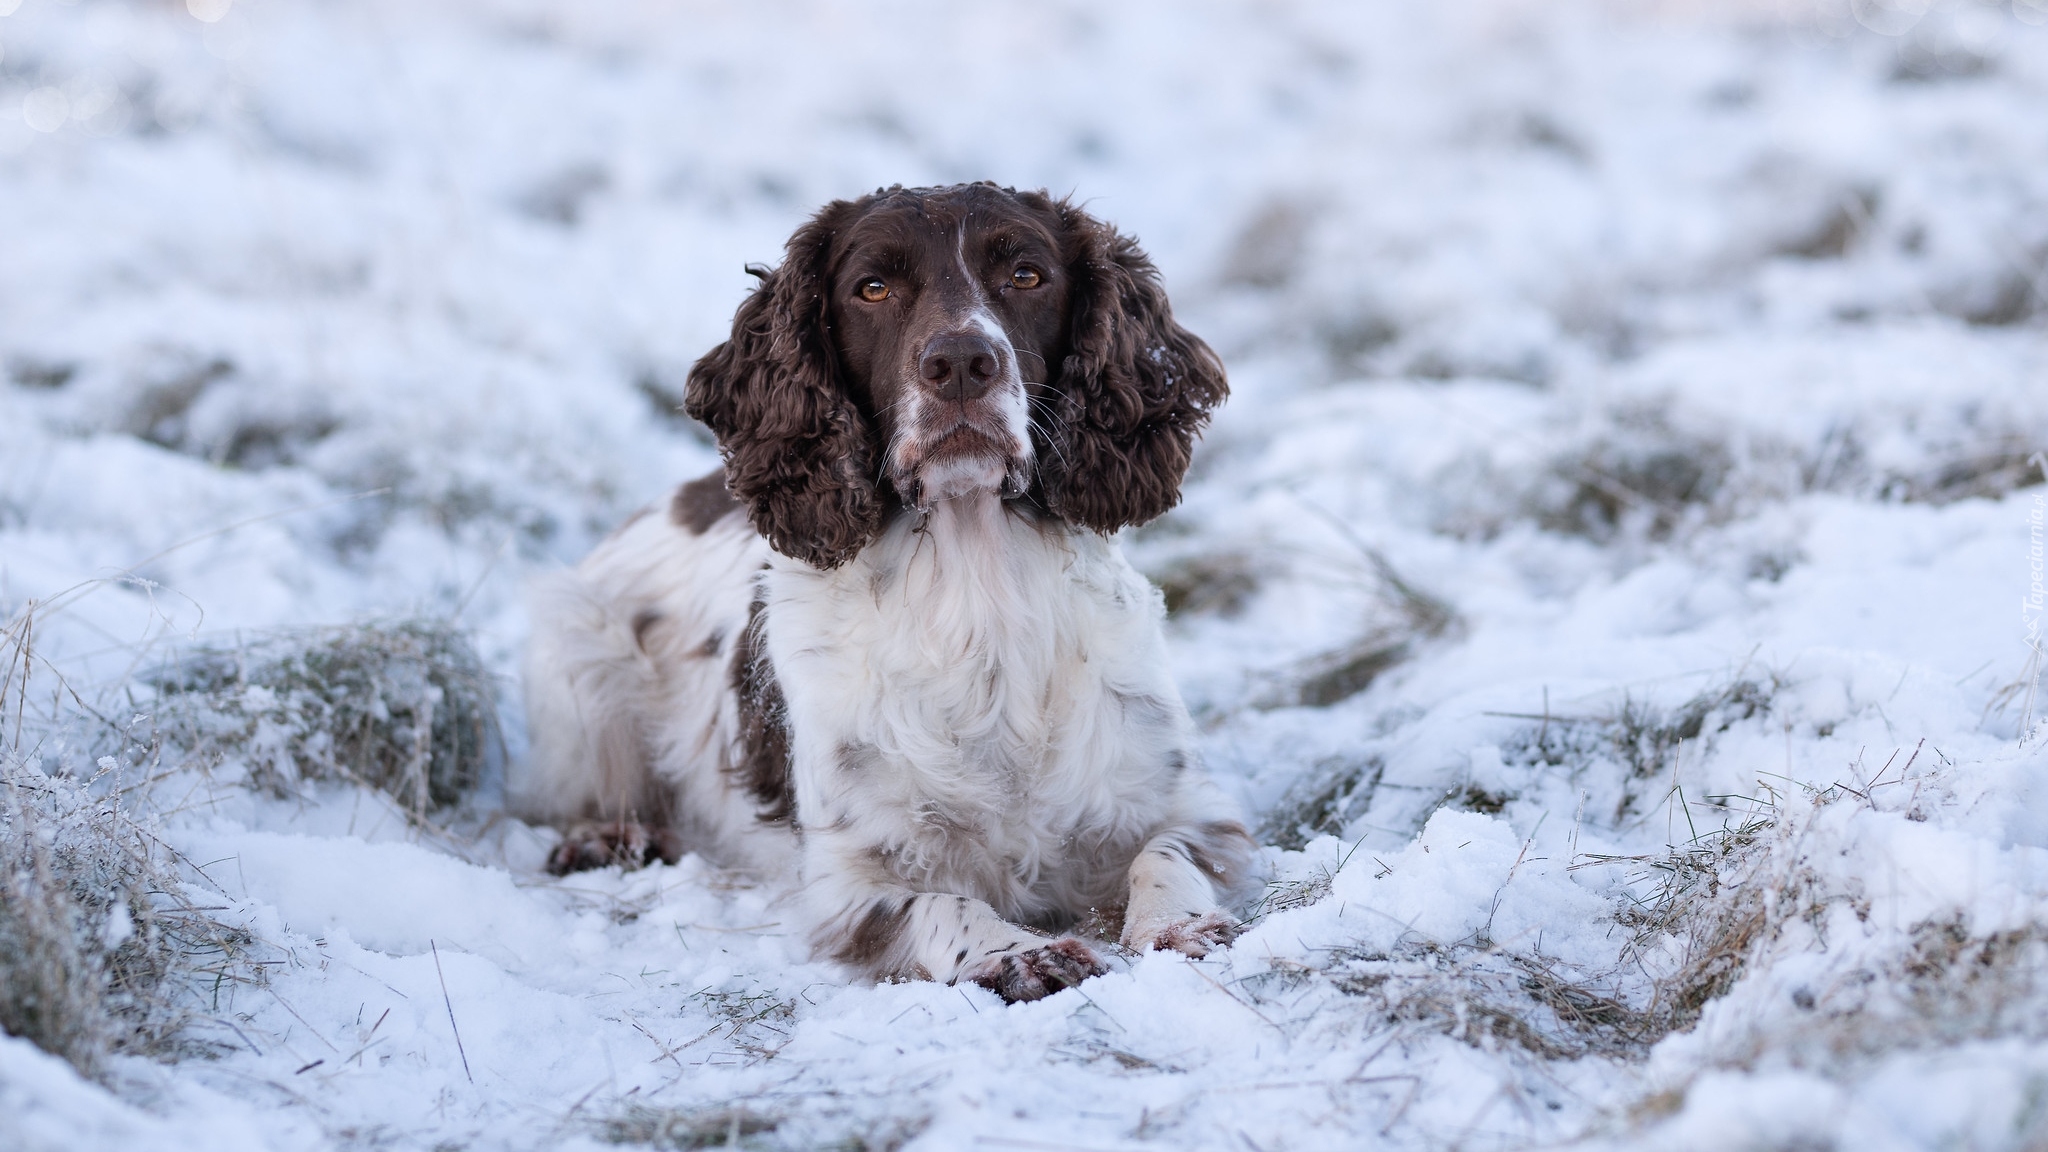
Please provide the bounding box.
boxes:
[515,183,1253,1002]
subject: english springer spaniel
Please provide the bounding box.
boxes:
[515,183,1252,1002]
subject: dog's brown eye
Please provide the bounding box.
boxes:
[1010,267,1042,290]
[858,278,890,303]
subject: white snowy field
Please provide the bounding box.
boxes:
[3,0,2048,1148]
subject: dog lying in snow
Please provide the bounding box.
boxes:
[515,183,1253,1002]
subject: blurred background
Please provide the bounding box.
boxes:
[2,0,2043,667]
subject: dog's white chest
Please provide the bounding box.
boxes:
[763,498,1189,911]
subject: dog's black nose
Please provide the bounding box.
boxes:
[919,332,1000,401]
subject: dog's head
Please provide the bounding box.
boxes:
[684,183,1227,569]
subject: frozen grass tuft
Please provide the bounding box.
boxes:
[1604,679,1775,779]
[1447,409,2046,552]
[1258,754,1384,851]
[594,1097,928,1151]
[1319,944,1641,1060]
[1152,549,1265,619]
[1692,912,2048,1078]
[1530,422,1735,545]
[1265,520,1459,710]
[1261,672,1780,860]
[0,761,171,1076]
[1586,815,1784,1041]
[1290,548,1456,709]
[687,984,799,1065]
[1889,437,2046,505]
[149,619,500,820]
[1268,761,2048,1091]
[599,1102,782,1150]
[1605,812,2048,1137]
[1295,814,1788,1062]
[1499,674,1779,823]
[1,606,254,1079]
[1871,918,2048,1050]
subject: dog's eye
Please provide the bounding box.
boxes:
[858,278,891,303]
[1009,266,1042,290]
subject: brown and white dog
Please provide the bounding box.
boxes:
[515,183,1252,1002]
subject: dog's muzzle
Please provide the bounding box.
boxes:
[895,327,1035,509]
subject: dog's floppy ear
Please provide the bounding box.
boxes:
[1036,202,1228,534]
[685,200,882,570]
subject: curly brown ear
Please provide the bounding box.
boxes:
[684,201,882,569]
[1037,203,1228,533]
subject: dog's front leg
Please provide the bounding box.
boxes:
[804,848,1106,1002]
[1121,818,1255,957]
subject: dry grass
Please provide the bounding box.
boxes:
[1498,674,1779,823]
[1260,765,1509,857]
[1314,788,2048,1092]
[1456,412,2045,553]
[1323,945,1643,1061]
[1,604,259,1078]
[1151,549,1266,619]
[148,618,500,820]
[1884,918,2048,1048]
[1581,815,1784,1041]
[1248,833,1371,921]
[1241,667,1798,1066]
[1258,755,1385,851]
[595,1097,927,1152]
[1247,804,1792,1065]
[1257,512,1459,710]
[1224,664,1781,982]
[1698,913,2048,1077]
[1531,421,1735,545]
[1604,869,2048,1141]
[600,1102,783,1150]
[1287,544,1457,709]
[686,986,798,1065]
[0,763,167,1075]
[1892,437,2047,504]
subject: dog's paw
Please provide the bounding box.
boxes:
[960,938,1107,1003]
[545,821,683,876]
[1123,911,1240,958]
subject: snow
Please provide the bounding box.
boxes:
[3,0,2048,1148]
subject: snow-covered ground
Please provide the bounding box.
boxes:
[3,0,2048,1148]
